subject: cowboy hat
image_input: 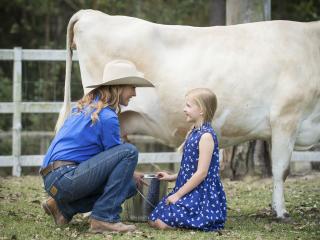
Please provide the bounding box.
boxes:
[86,59,154,89]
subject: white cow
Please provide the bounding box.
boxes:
[58,9,320,219]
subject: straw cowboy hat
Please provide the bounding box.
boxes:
[86,59,154,89]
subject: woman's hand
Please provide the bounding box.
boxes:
[157,171,177,182]
[166,193,181,205]
[133,171,145,189]
[121,134,131,143]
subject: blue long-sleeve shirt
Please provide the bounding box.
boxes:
[42,106,121,168]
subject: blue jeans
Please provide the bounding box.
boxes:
[42,143,138,223]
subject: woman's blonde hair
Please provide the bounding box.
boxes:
[178,88,217,151]
[75,85,123,124]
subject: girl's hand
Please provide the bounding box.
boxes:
[157,171,176,181]
[166,193,181,205]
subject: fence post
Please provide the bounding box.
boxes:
[263,0,271,21]
[12,47,22,176]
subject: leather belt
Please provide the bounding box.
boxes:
[40,160,77,177]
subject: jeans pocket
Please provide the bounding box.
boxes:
[44,171,59,198]
[53,176,74,202]
[43,166,76,201]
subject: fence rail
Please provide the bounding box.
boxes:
[0,49,78,61]
[1,151,319,168]
[0,153,183,167]
[0,47,319,176]
[0,102,65,113]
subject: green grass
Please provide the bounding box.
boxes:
[0,173,319,240]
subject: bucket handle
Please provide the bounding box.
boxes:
[136,187,156,208]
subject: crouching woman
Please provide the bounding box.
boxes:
[40,60,154,233]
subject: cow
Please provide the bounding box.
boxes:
[57,9,320,219]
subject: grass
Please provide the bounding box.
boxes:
[0,173,319,240]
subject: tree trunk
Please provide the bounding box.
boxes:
[210,0,226,26]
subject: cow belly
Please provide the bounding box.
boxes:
[213,107,271,148]
[295,114,320,149]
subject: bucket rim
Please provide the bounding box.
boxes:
[143,173,158,179]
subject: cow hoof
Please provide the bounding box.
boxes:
[276,213,292,223]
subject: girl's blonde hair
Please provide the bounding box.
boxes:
[75,85,123,124]
[186,88,217,123]
[178,88,217,151]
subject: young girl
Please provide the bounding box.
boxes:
[149,88,227,231]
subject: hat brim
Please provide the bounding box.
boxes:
[86,76,155,88]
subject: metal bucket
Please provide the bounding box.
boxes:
[123,174,168,222]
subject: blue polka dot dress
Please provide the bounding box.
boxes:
[149,122,227,231]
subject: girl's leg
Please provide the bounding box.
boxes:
[149,219,173,230]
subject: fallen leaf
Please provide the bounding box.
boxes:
[30,199,41,204]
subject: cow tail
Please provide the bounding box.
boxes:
[55,11,83,133]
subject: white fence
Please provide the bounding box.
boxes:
[0,47,182,176]
[0,47,319,176]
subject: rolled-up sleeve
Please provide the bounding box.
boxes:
[101,116,122,150]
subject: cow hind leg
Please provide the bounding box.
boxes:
[270,125,297,219]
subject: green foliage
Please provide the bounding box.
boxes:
[272,0,320,22]
[0,66,12,101]
[293,0,320,21]
[0,133,11,155]
[0,0,213,49]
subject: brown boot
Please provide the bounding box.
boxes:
[89,218,136,233]
[42,197,69,225]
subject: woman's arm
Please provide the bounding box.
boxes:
[101,116,122,150]
[166,133,214,204]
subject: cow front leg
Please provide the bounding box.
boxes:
[271,126,296,219]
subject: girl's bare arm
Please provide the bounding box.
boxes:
[167,133,214,203]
